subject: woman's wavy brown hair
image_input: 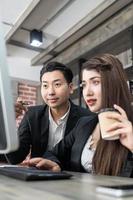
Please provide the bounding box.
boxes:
[82,53,133,176]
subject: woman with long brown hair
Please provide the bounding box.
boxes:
[82,54,133,176]
[26,54,133,177]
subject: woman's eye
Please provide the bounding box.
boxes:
[93,80,100,85]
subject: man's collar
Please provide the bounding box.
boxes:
[49,102,71,124]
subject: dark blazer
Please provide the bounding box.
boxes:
[7,102,92,164]
[44,115,133,178]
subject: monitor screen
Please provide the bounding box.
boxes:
[0,15,19,153]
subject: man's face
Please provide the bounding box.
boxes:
[41,70,73,109]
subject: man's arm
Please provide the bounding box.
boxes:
[24,120,81,170]
[6,112,32,164]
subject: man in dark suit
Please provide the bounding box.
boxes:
[7,62,92,164]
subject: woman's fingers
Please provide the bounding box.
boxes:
[106,107,128,123]
[114,104,128,119]
[106,122,123,132]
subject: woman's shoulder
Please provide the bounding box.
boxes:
[77,113,98,126]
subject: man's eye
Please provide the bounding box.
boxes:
[55,83,61,87]
[43,84,48,88]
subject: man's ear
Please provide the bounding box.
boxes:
[69,83,74,94]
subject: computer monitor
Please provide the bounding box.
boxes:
[0,16,19,153]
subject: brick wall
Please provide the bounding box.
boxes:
[18,83,37,105]
[16,83,37,127]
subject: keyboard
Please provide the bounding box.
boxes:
[0,165,72,181]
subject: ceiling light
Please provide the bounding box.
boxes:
[30,29,43,47]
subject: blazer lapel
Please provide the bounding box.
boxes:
[65,103,80,136]
[40,106,49,152]
[71,116,98,171]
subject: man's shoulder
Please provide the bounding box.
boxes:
[27,104,47,115]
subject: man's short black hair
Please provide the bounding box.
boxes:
[40,61,73,83]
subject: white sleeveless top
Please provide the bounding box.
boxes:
[81,135,95,173]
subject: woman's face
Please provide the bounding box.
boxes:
[82,69,102,113]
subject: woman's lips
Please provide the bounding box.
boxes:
[87,99,96,106]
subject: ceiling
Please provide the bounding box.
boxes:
[0,0,132,86]
[1,0,108,63]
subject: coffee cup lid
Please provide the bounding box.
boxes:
[98,108,117,114]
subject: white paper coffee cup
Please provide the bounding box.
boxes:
[98,108,119,140]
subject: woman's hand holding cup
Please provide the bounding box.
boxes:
[99,104,133,152]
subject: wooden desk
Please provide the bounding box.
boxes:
[0,172,133,200]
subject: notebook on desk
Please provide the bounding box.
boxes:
[0,165,72,181]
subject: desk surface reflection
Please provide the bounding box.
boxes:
[0,172,133,200]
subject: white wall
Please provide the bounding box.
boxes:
[7,56,42,85]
